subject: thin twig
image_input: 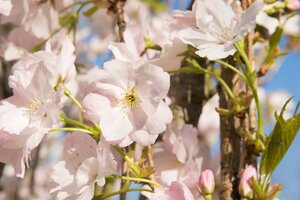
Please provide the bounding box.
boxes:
[30,145,41,196]
[108,0,127,42]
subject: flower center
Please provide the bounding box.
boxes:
[205,17,239,44]
[124,89,140,108]
[120,88,141,114]
[27,101,41,112]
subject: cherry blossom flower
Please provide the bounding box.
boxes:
[0,37,76,177]
[83,60,171,146]
[109,12,186,71]
[10,37,76,87]
[152,123,211,191]
[143,181,195,200]
[0,63,63,178]
[257,12,300,36]
[50,132,117,200]
[198,169,215,194]
[1,0,59,39]
[175,0,263,60]
[239,165,257,198]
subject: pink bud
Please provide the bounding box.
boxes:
[197,169,215,194]
[239,165,257,198]
[287,0,300,10]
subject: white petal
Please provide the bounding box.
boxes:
[83,93,110,123]
[130,130,158,146]
[109,43,137,62]
[96,143,118,186]
[0,100,29,134]
[63,132,97,173]
[102,60,135,90]
[0,145,25,178]
[179,28,218,48]
[49,161,74,193]
[131,104,148,129]
[195,43,236,60]
[233,0,263,39]
[76,157,98,190]
[0,0,12,16]
[150,38,187,71]
[136,64,170,102]
[146,101,173,135]
[100,106,133,143]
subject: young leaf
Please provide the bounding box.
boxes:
[260,99,300,175]
[83,5,102,16]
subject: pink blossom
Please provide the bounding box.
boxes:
[0,62,63,177]
[50,132,118,200]
[239,165,257,198]
[174,0,263,60]
[10,37,76,87]
[198,169,215,194]
[109,14,186,71]
[143,181,195,200]
[0,37,76,177]
[83,60,171,146]
[197,94,220,147]
[1,0,59,39]
[153,123,211,190]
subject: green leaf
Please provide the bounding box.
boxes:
[269,27,283,53]
[260,99,300,175]
[59,13,78,27]
[261,27,283,67]
[83,5,102,16]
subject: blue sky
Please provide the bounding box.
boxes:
[264,50,300,199]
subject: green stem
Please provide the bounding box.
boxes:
[59,1,93,13]
[235,42,252,73]
[113,146,145,177]
[111,175,162,187]
[60,114,99,136]
[113,146,126,157]
[205,70,236,102]
[63,86,85,112]
[214,59,248,82]
[93,188,153,200]
[235,41,264,134]
[250,86,264,134]
[49,127,94,135]
[204,194,213,200]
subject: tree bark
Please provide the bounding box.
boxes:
[219,65,242,200]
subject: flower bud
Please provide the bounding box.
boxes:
[197,169,215,195]
[239,165,257,198]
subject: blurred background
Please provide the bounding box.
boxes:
[0,0,299,199]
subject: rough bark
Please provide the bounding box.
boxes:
[219,65,242,200]
[108,0,127,42]
[169,71,206,126]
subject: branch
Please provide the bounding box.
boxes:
[108,0,127,42]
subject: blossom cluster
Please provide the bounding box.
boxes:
[0,0,298,199]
